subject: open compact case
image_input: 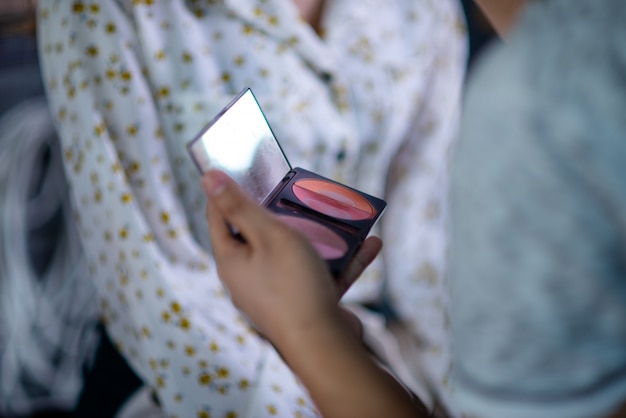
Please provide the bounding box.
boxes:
[187,88,386,278]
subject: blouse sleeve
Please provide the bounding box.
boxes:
[378,2,467,409]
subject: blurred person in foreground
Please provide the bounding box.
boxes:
[201,0,626,417]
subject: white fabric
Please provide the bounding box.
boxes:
[37,0,467,416]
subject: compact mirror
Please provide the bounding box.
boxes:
[187,89,291,204]
[188,87,386,278]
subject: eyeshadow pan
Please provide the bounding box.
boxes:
[276,215,348,260]
[292,179,375,221]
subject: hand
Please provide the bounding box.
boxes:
[202,170,382,348]
[203,172,423,418]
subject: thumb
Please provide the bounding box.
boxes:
[202,170,275,251]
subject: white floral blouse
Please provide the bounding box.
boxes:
[37,0,467,416]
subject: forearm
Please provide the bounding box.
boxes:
[276,308,427,418]
[473,0,529,36]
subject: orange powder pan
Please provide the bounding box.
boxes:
[291,179,376,221]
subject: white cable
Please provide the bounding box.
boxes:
[0,99,100,416]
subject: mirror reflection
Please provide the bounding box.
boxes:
[188,89,291,204]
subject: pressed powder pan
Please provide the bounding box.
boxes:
[276,215,348,260]
[291,179,376,221]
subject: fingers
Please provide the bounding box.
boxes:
[338,307,364,342]
[205,187,238,257]
[337,236,383,298]
[202,170,275,257]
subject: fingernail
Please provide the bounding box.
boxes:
[202,170,228,196]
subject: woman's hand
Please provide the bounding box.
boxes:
[203,170,424,418]
[202,170,381,348]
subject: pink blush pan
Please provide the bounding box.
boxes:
[276,215,348,260]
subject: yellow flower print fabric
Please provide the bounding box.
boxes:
[37,0,467,416]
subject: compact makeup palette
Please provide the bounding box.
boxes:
[187,88,386,278]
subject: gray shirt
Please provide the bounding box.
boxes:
[449,0,626,416]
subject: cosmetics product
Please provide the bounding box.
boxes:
[187,88,386,278]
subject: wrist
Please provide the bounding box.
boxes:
[270,305,424,418]
[272,304,351,360]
